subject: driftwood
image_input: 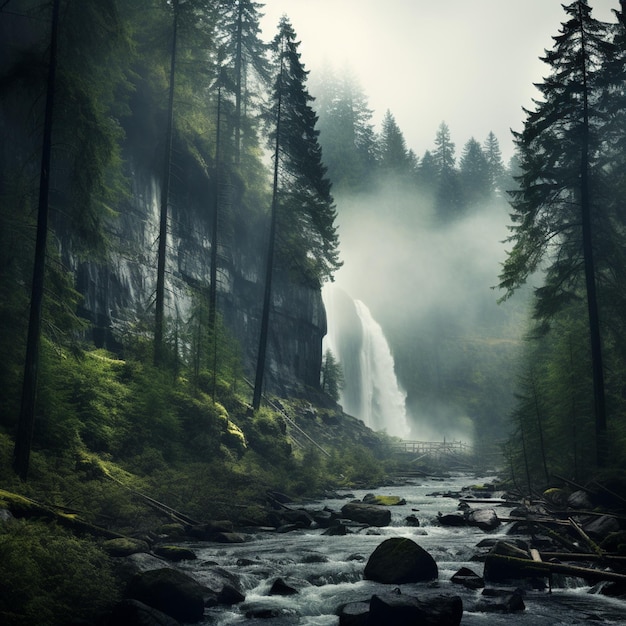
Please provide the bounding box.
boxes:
[568,517,603,557]
[540,552,626,564]
[486,553,626,584]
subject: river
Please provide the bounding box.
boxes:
[173,473,625,625]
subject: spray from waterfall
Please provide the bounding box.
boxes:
[323,284,409,438]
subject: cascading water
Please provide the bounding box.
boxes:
[322,284,409,438]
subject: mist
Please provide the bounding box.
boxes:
[327,183,527,444]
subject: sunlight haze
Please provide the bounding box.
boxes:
[261,0,619,162]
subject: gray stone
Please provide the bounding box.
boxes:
[341,503,391,527]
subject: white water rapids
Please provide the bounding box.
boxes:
[161,473,626,625]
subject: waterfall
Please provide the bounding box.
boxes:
[323,285,409,438]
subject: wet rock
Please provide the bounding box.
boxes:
[567,490,593,510]
[125,568,206,623]
[153,545,196,562]
[364,537,438,584]
[200,565,242,596]
[217,583,245,605]
[337,601,370,626]
[187,520,234,540]
[467,508,500,531]
[341,502,391,527]
[269,577,299,595]
[323,522,349,535]
[583,515,620,541]
[437,513,466,527]
[311,509,338,528]
[362,493,406,506]
[109,599,181,626]
[280,508,314,528]
[474,587,525,613]
[483,541,545,584]
[368,592,463,626]
[405,514,420,527]
[451,566,484,589]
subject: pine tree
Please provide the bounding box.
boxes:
[459,137,490,208]
[432,121,462,221]
[499,1,622,466]
[253,16,341,409]
[266,16,341,286]
[482,131,506,195]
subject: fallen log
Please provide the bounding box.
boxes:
[485,552,626,584]
[540,552,626,564]
[568,517,603,558]
[0,489,123,539]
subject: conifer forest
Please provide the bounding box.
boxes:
[2,1,626,624]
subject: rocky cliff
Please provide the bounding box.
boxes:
[65,140,327,398]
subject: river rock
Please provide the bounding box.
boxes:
[364,537,438,584]
[109,599,181,626]
[217,583,245,605]
[451,566,484,589]
[567,490,593,509]
[437,513,466,527]
[338,601,370,625]
[153,545,197,562]
[474,587,525,613]
[269,577,299,595]
[125,568,206,623]
[467,508,500,531]
[323,522,349,535]
[583,514,620,541]
[483,541,545,584]
[341,502,391,527]
[368,592,463,626]
[405,514,420,527]
[280,508,314,528]
[363,493,406,506]
[187,520,234,540]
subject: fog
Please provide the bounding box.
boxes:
[329,185,527,444]
[261,0,619,163]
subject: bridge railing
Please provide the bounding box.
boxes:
[386,440,472,456]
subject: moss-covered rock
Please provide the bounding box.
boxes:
[153,545,197,562]
[103,537,150,557]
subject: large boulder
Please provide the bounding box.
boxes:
[341,502,391,527]
[368,592,463,626]
[125,568,206,623]
[467,508,500,531]
[583,515,620,541]
[103,537,150,557]
[364,537,438,584]
[437,513,466,527]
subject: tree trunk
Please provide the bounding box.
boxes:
[13,0,60,481]
[154,0,178,366]
[578,3,607,467]
[252,51,284,411]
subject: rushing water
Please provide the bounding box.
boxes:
[172,473,626,625]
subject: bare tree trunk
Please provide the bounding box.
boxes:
[252,51,283,411]
[154,0,178,366]
[578,5,607,466]
[13,0,60,481]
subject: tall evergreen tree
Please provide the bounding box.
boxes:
[217,0,270,165]
[378,109,411,176]
[459,137,490,208]
[482,131,506,195]
[499,1,622,466]
[253,16,341,409]
[432,121,462,220]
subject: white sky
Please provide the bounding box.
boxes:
[259,0,619,163]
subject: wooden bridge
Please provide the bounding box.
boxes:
[386,439,472,458]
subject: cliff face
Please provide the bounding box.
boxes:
[69,145,327,398]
